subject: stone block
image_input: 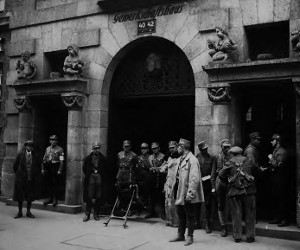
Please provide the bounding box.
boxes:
[194,71,209,88]
[86,14,108,30]
[108,20,130,48]
[3,115,18,143]
[87,61,106,80]
[86,127,101,144]
[175,14,199,50]
[183,32,208,61]
[6,144,18,157]
[163,7,190,42]
[195,87,211,106]
[87,79,102,94]
[93,46,113,69]
[67,127,83,144]
[67,144,83,162]
[274,0,291,21]
[195,106,212,126]
[199,9,229,32]
[189,0,219,15]
[85,110,101,128]
[100,28,120,57]
[190,52,211,74]
[2,157,15,174]
[78,29,100,48]
[77,0,99,16]
[155,15,170,38]
[42,29,53,53]
[100,94,109,112]
[87,94,101,111]
[240,0,258,25]
[5,95,18,114]
[100,127,108,145]
[65,176,82,205]
[229,8,243,28]
[61,28,77,50]
[19,112,34,128]
[66,159,83,178]
[1,172,15,197]
[212,104,230,124]
[258,0,274,23]
[67,110,83,127]
[18,128,34,144]
[220,0,240,8]
[51,22,63,51]
[100,111,108,128]
[195,125,212,144]
[290,0,300,19]
[8,39,36,57]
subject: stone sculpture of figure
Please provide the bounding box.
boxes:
[207,26,237,61]
[16,51,37,80]
[291,30,300,54]
[63,44,84,77]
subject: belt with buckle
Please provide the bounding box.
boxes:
[93,170,98,174]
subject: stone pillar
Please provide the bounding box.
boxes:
[207,84,231,153]
[14,96,34,150]
[293,80,300,227]
[62,94,84,205]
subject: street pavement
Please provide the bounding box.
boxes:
[0,202,300,250]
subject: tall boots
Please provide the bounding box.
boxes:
[83,212,90,222]
[218,211,227,237]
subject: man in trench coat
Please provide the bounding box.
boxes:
[169,138,204,246]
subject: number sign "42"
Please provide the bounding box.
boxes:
[137,19,156,35]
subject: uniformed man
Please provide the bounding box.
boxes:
[196,141,216,234]
[115,140,138,213]
[137,142,151,208]
[82,142,108,222]
[145,142,165,219]
[41,135,64,207]
[214,139,231,237]
[268,133,289,227]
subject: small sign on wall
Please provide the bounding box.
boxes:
[137,19,156,35]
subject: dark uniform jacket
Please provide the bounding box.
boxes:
[196,153,216,189]
[83,152,108,202]
[13,149,37,202]
[219,154,256,197]
[116,151,138,185]
[270,146,288,175]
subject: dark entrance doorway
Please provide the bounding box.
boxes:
[31,95,68,201]
[107,37,195,197]
[235,81,296,222]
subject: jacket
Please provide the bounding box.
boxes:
[172,151,205,205]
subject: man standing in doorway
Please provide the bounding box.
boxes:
[268,133,289,227]
[146,142,165,219]
[82,142,108,222]
[196,140,216,234]
[13,140,36,219]
[41,135,64,207]
[169,138,204,246]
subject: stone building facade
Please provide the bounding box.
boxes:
[0,0,300,226]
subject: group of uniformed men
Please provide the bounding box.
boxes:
[12,131,289,246]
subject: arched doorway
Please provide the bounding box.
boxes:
[107,36,195,179]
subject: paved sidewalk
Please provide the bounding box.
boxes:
[0,202,299,250]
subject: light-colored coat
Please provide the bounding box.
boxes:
[172,151,205,205]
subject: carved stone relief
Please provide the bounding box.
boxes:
[14,96,32,112]
[62,95,84,110]
[207,86,231,103]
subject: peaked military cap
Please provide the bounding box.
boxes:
[271,134,281,141]
[178,138,191,148]
[141,142,149,148]
[221,139,231,147]
[168,141,177,148]
[151,142,159,149]
[49,135,59,141]
[24,140,34,146]
[249,132,262,140]
[92,142,101,149]
[123,140,131,147]
[228,146,243,155]
[198,140,208,150]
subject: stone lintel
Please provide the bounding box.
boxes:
[12,78,88,97]
[8,39,36,57]
[203,58,300,84]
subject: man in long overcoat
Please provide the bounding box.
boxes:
[169,138,204,246]
[13,140,36,219]
[83,142,108,222]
